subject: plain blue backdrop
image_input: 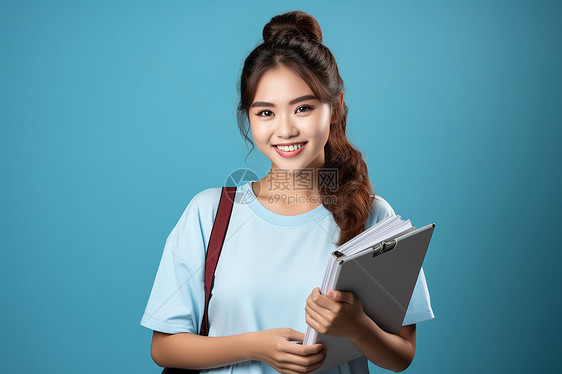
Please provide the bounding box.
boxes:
[1,0,560,373]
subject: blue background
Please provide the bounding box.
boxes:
[1,0,560,372]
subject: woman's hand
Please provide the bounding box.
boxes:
[305,287,366,340]
[250,327,328,374]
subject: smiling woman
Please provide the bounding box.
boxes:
[235,13,378,247]
[140,9,434,374]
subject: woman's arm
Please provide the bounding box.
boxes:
[151,328,327,372]
[348,313,416,373]
[151,330,256,369]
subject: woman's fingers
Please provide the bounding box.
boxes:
[277,347,328,373]
[282,340,325,357]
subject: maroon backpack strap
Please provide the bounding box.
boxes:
[162,186,236,374]
[201,186,236,336]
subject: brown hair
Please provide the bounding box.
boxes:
[236,10,376,246]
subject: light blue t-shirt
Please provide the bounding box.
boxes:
[140,180,435,373]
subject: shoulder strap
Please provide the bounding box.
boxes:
[161,186,236,374]
[200,186,236,336]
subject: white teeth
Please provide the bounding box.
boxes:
[276,143,305,152]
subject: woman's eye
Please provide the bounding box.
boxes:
[256,110,273,117]
[296,105,314,113]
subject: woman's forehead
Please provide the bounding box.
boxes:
[255,67,309,94]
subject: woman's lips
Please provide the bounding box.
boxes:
[273,142,307,158]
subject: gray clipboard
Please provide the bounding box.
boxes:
[312,223,436,373]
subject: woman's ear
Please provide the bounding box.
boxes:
[331,92,344,124]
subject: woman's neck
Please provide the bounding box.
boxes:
[249,167,329,215]
[256,168,321,197]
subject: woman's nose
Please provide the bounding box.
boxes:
[275,113,299,138]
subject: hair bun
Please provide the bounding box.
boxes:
[262,10,323,44]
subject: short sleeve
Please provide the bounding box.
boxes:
[139,188,221,334]
[364,195,396,230]
[365,194,435,326]
[402,266,435,325]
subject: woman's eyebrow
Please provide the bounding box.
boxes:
[250,94,318,108]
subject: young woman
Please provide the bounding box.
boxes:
[140,10,434,374]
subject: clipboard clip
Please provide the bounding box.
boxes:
[331,238,397,262]
[372,239,397,257]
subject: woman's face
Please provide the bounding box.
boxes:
[249,66,333,174]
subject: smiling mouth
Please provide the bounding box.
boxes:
[273,142,307,152]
